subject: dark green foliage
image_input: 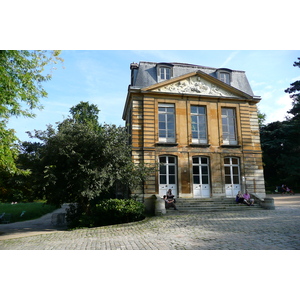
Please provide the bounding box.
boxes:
[260,58,300,190]
[285,58,300,120]
[14,102,154,216]
[66,199,145,228]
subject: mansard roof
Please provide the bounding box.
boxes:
[130,61,255,97]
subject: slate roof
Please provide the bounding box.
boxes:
[130,61,254,97]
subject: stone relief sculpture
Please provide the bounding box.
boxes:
[154,76,236,97]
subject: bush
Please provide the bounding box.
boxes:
[66,199,145,228]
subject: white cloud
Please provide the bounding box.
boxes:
[261,94,293,124]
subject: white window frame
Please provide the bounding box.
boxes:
[157,64,173,82]
[222,108,238,145]
[158,103,176,143]
[191,105,207,144]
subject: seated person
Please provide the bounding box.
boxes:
[235,191,244,204]
[243,190,254,206]
[164,189,178,210]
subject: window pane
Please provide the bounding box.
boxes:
[201,157,208,164]
[165,68,170,79]
[224,158,230,164]
[225,175,231,184]
[159,130,166,138]
[193,157,199,164]
[159,157,166,164]
[169,165,175,175]
[202,176,209,184]
[233,166,239,175]
[233,175,239,184]
[193,166,199,175]
[169,175,175,184]
[167,130,175,138]
[225,166,231,175]
[201,166,208,175]
[160,165,166,174]
[168,156,175,164]
[198,107,205,114]
[193,176,200,184]
[160,175,166,184]
[159,121,166,130]
[232,158,238,164]
[191,106,197,114]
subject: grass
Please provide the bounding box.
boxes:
[0,201,57,223]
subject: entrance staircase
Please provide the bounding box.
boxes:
[166,197,263,214]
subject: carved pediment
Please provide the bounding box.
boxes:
[152,75,239,98]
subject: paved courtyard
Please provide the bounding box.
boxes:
[1,195,300,250]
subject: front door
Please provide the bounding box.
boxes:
[224,157,241,197]
[193,156,211,198]
[159,156,177,197]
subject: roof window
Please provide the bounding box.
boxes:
[157,63,173,82]
[217,68,232,85]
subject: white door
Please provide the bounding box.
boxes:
[159,156,177,197]
[224,157,241,197]
[193,157,211,198]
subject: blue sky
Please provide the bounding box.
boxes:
[8,50,300,141]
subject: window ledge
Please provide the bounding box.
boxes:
[189,144,211,148]
[156,142,178,147]
[221,144,241,148]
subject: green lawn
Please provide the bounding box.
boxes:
[0,202,57,223]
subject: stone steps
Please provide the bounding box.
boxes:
[166,197,262,214]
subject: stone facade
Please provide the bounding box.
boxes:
[123,62,266,206]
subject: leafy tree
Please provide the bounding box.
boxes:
[257,109,266,127]
[69,101,100,129]
[260,57,300,190]
[19,102,154,211]
[0,50,62,175]
[285,57,300,120]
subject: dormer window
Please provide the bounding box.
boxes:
[217,68,232,85]
[157,63,173,82]
[160,67,170,80]
[220,72,230,84]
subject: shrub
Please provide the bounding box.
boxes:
[66,199,145,228]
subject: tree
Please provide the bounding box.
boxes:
[20,102,154,211]
[260,57,300,190]
[285,57,300,120]
[69,101,100,129]
[0,50,62,175]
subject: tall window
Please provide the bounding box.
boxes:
[222,108,237,145]
[158,103,175,143]
[191,106,207,144]
[160,67,171,80]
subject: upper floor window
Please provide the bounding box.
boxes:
[219,72,230,84]
[160,67,171,80]
[157,63,173,82]
[191,106,207,144]
[158,103,175,143]
[217,68,232,85]
[222,108,237,145]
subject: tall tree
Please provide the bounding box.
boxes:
[260,57,300,190]
[285,57,300,120]
[69,101,100,128]
[0,50,62,174]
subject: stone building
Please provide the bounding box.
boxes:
[122,61,266,208]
